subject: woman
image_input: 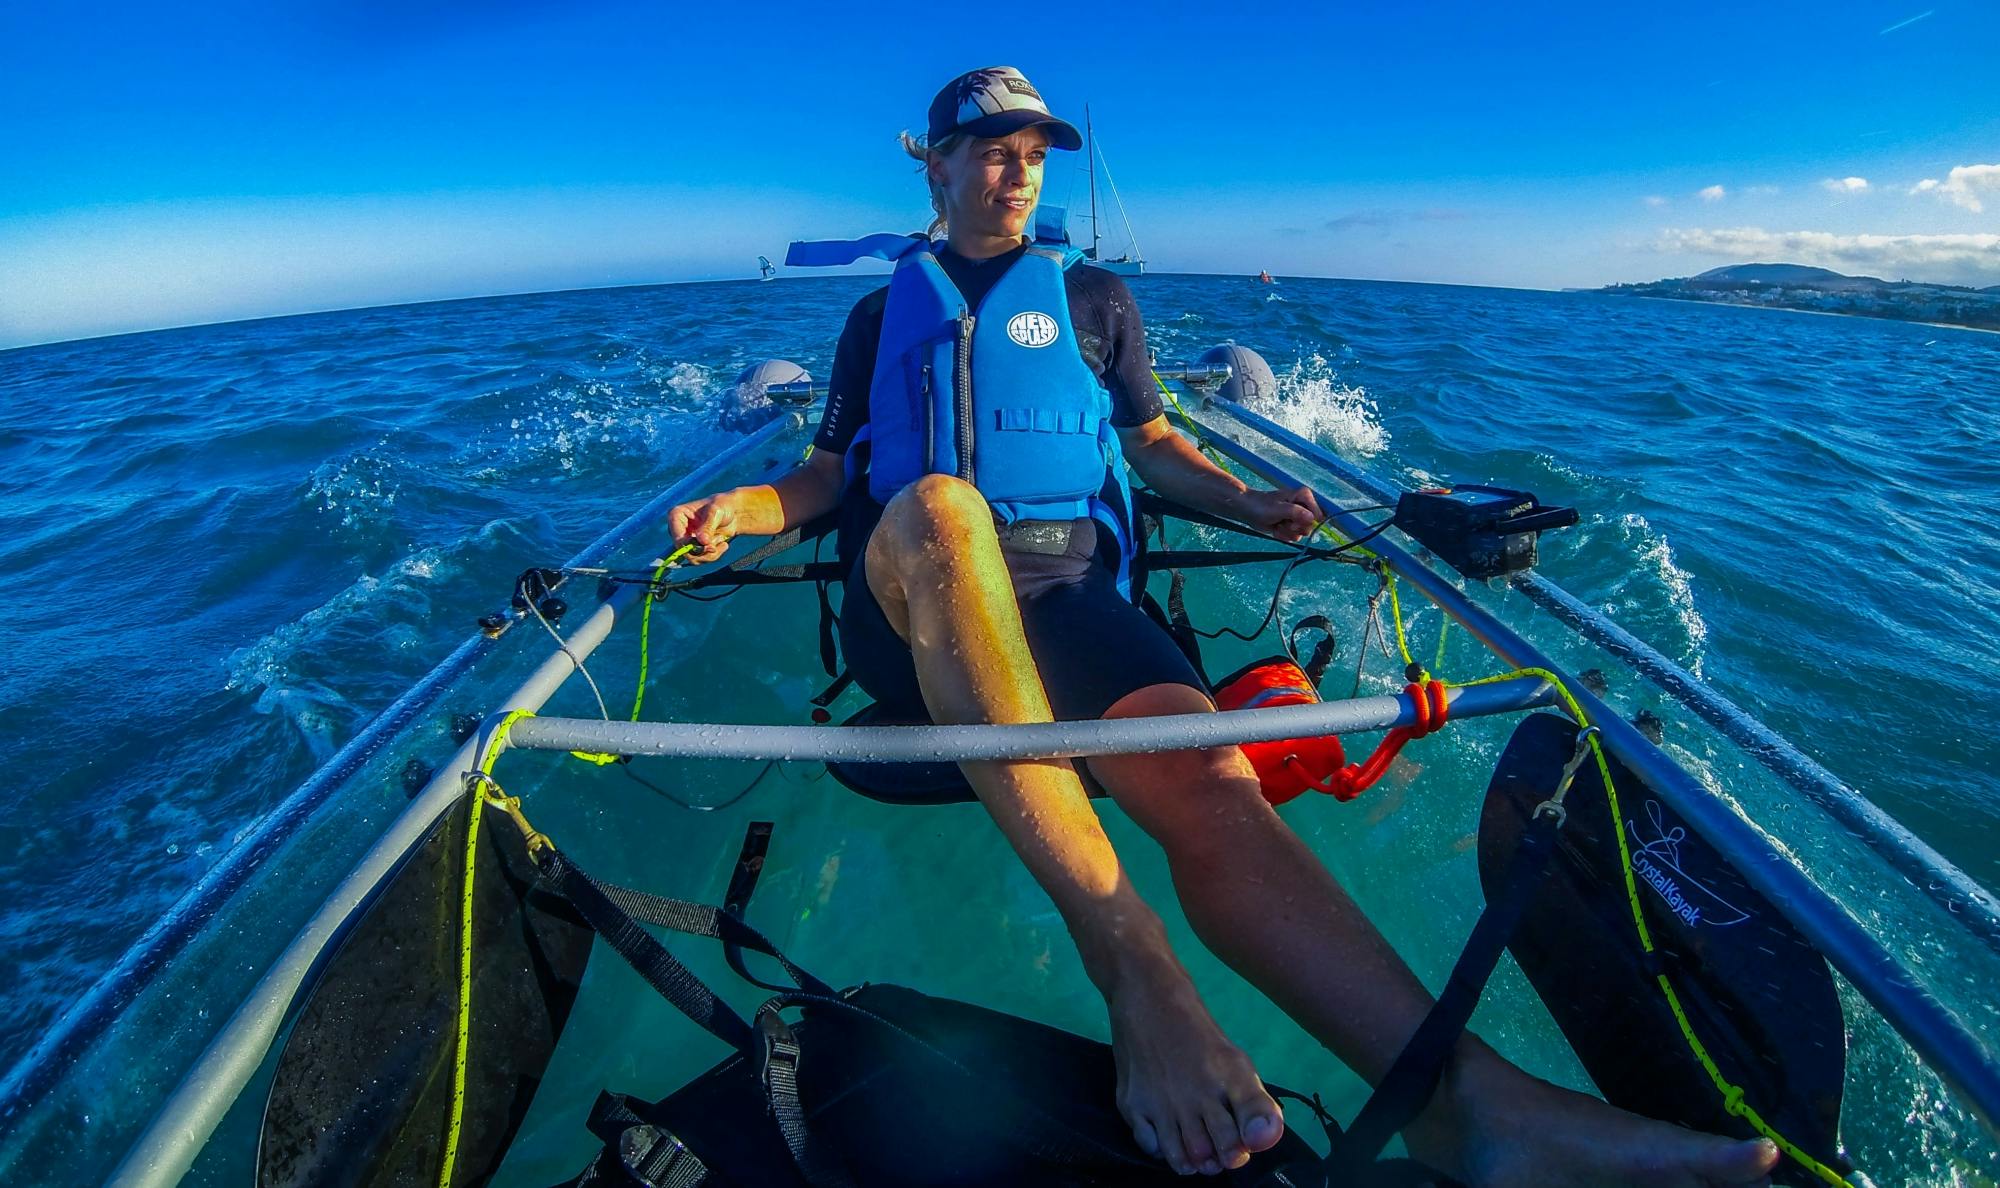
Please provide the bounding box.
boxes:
[668,67,1781,1187]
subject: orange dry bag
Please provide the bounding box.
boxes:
[1212,655,1347,805]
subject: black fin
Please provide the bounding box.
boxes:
[258,792,593,1188]
[1478,712,1848,1184]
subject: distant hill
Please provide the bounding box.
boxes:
[1694,263,1888,290]
[1600,263,1999,332]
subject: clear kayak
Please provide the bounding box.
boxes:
[3,350,1996,1187]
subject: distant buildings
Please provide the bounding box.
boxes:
[1600,264,2000,332]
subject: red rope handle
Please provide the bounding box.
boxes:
[1311,681,1451,802]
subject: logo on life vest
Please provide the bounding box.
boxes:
[1007,311,1059,348]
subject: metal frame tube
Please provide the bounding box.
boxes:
[1196,399,2000,1131]
[498,678,1556,763]
[104,422,807,1188]
[1202,397,2000,956]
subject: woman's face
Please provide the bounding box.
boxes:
[931,126,1050,243]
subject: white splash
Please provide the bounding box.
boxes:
[224,547,452,701]
[1600,513,1709,672]
[1244,352,1389,458]
[307,449,400,530]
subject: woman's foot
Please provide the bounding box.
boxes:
[1108,971,1286,1176]
[1405,1047,1781,1187]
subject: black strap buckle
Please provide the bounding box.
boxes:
[618,1122,707,1187]
[757,1009,802,1089]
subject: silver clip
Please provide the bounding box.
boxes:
[1531,726,1600,827]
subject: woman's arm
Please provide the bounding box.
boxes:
[1117,415,1320,541]
[666,447,846,564]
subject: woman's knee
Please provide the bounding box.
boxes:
[882,474,989,537]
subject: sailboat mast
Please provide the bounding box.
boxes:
[1086,105,1101,261]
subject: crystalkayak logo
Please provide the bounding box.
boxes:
[1007,311,1059,348]
[1625,800,1749,929]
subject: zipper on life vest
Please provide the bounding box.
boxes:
[919,362,934,474]
[954,308,975,482]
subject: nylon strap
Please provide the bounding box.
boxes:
[755,1009,857,1188]
[599,882,834,998]
[1325,804,1564,1173]
[1133,490,1276,540]
[721,821,775,989]
[537,848,756,1051]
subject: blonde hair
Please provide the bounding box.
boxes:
[899,129,968,240]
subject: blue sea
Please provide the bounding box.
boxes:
[2,276,1997,1184]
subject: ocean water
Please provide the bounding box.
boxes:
[1,275,1997,1184]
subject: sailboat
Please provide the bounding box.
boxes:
[1040,106,1146,276]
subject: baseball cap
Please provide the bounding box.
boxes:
[926,67,1083,151]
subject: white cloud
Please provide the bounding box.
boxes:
[1819,177,1869,194]
[1698,185,1726,202]
[1644,195,1669,208]
[1654,226,2000,281]
[1909,164,2000,213]
[1746,185,1781,196]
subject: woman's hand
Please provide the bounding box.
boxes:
[666,493,741,564]
[1234,485,1321,543]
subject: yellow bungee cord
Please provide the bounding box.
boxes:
[438,708,537,1188]
[569,541,695,765]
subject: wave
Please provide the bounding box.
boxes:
[1242,352,1389,459]
[1596,512,1709,673]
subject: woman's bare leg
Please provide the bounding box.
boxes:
[862,476,1283,1175]
[1088,681,1779,1187]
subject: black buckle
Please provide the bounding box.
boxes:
[757,1010,801,1088]
[618,1122,699,1186]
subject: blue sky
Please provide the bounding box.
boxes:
[4,0,1996,347]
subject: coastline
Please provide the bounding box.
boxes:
[1607,292,2000,337]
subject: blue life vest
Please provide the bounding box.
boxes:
[787,233,1138,597]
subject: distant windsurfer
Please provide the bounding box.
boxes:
[667,66,1780,1186]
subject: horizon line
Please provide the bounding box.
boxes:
[2,270,1567,354]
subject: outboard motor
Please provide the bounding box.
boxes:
[721,359,811,432]
[1197,344,1278,404]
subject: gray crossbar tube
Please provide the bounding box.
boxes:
[105,430,808,1188]
[1204,396,2000,957]
[499,678,1554,763]
[0,413,806,1139]
[1195,401,2000,1132]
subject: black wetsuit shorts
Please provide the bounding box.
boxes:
[839,514,1205,723]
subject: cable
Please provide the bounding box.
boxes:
[1189,516,1397,644]
[525,588,612,721]
[619,757,776,812]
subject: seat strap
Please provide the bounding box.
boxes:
[755,1009,857,1188]
[597,880,835,998]
[537,847,766,1050]
[1134,489,1278,540]
[1323,804,1565,1173]
[721,821,776,989]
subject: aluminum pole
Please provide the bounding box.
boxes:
[499,677,1555,763]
